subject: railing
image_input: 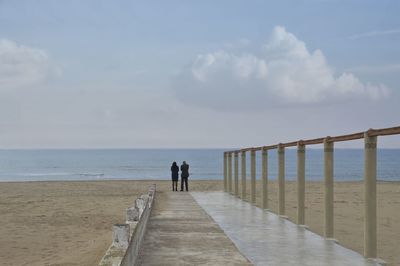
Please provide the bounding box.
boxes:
[223,126,400,260]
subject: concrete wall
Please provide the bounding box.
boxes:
[98,184,156,266]
[120,185,155,266]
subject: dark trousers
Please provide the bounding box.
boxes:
[172,181,178,191]
[181,177,188,191]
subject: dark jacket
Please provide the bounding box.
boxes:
[171,164,179,181]
[180,163,189,178]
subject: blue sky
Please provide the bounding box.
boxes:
[0,0,399,148]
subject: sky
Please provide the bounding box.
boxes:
[0,0,399,149]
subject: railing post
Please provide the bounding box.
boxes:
[324,137,334,239]
[278,144,285,216]
[262,147,268,209]
[228,152,232,193]
[241,151,246,199]
[234,151,239,196]
[364,131,377,258]
[223,152,227,192]
[250,149,256,204]
[297,141,305,225]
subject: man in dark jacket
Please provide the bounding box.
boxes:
[180,161,189,191]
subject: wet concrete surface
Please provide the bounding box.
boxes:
[137,191,252,265]
[191,192,382,266]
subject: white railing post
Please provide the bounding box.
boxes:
[262,147,268,209]
[297,141,306,225]
[324,137,334,239]
[234,151,239,196]
[228,152,232,193]
[278,144,285,216]
[241,151,246,199]
[364,131,377,258]
[251,149,256,204]
[223,152,227,192]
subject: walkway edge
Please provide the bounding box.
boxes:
[99,184,156,266]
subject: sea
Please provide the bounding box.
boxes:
[0,149,399,182]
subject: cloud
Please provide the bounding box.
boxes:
[348,29,400,40]
[172,26,389,109]
[0,39,56,90]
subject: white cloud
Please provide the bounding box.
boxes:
[173,26,389,109]
[0,39,56,90]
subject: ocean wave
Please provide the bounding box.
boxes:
[117,166,166,171]
[79,173,105,177]
[9,172,105,178]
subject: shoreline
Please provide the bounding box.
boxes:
[1,179,399,183]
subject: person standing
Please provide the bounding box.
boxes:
[170,162,179,191]
[180,161,189,191]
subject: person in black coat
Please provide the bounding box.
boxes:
[180,161,189,191]
[171,161,179,191]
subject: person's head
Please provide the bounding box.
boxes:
[172,161,177,166]
[183,161,186,165]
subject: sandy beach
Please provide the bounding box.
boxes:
[0,180,221,266]
[0,180,399,266]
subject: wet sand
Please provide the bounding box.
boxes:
[0,180,399,265]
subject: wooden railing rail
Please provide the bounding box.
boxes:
[225,126,400,153]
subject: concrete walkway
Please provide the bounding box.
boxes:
[191,192,381,266]
[137,191,252,265]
